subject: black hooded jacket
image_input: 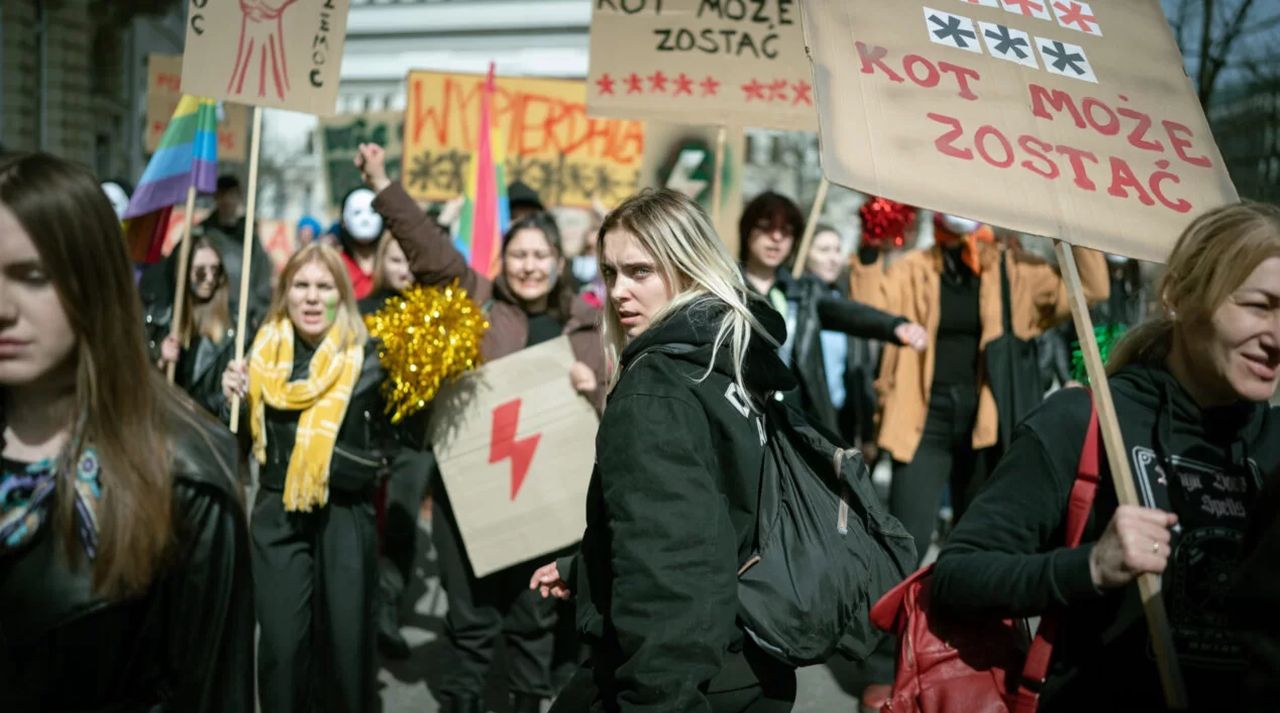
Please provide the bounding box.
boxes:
[569,296,795,712]
[932,362,1280,712]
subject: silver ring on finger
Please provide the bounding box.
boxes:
[1151,540,1160,554]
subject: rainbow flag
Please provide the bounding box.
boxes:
[124,96,219,220]
[453,64,509,277]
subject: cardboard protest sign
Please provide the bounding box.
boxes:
[181,0,350,115]
[800,0,1237,262]
[587,0,816,132]
[146,54,248,162]
[640,121,746,252]
[403,70,645,208]
[429,336,598,577]
[320,111,404,209]
[258,219,297,273]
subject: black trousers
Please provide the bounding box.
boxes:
[550,639,796,713]
[252,487,378,713]
[379,448,435,608]
[433,486,556,699]
[889,383,987,566]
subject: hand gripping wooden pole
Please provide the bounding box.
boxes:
[791,177,830,280]
[1055,240,1189,710]
[166,184,199,383]
[228,105,263,434]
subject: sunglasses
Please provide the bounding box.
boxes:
[193,265,224,282]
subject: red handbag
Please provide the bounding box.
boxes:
[870,403,1101,713]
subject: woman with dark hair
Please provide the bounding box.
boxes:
[0,153,252,711]
[357,142,606,713]
[738,191,927,440]
[931,203,1280,712]
[144,234,238,414]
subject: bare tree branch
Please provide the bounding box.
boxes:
[1200,0,1258,106]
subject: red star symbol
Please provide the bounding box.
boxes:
[792,80,813,106]
[700,75,721,97]
[1004,0,1046,17]
[673,72,695,96]
[647,70,669,93]
[1053,1,1099,33]
[768,79,790,103]
[595,73,616,96]
[625,73,644,94]
[741,79,767,102]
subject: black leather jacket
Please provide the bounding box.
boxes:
[251,338,395,496]
[0,402,254,712]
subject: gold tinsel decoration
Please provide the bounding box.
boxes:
[364,281,488,424]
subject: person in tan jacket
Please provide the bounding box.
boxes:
[850,210,1109,564]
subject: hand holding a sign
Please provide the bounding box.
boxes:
[159,335,181,368]
[355,142,392,194]
[529,561,572,600]
[1088,505,1177,589]
[221,359,249,401]
[570,361,598,396]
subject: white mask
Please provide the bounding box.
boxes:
[571,255,599,284]
[938,213,981,236]
[342,188,384,243]
[101,182,130,220]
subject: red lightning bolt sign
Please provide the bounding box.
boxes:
[489,399,541,500]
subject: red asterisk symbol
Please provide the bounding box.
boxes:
[1004,0,1046,17]
[700,75,721,97]
[768,79,789,102]
[625,73,644,94]
[595,73,616,96]
[792,80,813,106]
[648,70,668,93]
[1053,1,1098,32]
[741,79,767,102]
[673,72,695,96]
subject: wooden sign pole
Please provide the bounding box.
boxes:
[710,124,728,228]
[791,177,830,280]
[229,105,263,434]
[166,184,198,383]
[1055,241,1189,710]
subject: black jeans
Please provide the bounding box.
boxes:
[889,383,986,566]
[378,448,435,608]
[550,639,796,713]
[432,486,556,699]
[252,487,378,713]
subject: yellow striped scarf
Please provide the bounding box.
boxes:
[249,318,363,512]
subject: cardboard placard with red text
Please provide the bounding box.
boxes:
[800,0,1237,262]
[588,0,816,132]
[146,54,249,162]
[181,0,351,115]
[429,337,598,577]
[403,70,645,208]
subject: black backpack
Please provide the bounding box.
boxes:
[632,344,917,666]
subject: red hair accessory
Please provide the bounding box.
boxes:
[859,197,917,249]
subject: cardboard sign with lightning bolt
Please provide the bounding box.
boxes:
[429,336,598,577]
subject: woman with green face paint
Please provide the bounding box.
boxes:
[218,243,400,713]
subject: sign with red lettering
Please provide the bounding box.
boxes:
[180,0,351,115]
[801,0,1237,262]
[146,54,248,162]
[588,0,816,132]
[403,70,645,208]
[428,336,598,577]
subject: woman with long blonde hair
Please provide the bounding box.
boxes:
[0,153,252,711]
[931,202,1280,712]
[221,243,394,713]
[533,189,798,712]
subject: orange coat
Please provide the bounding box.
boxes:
[849,242,1109,463]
